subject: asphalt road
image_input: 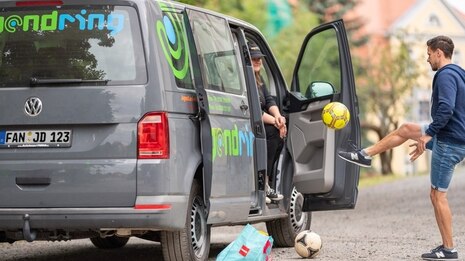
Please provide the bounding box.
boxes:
[1,167,465,260]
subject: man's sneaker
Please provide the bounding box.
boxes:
[266,187,283,202]
[430,245,444,252]
[421,245,458,260]
[338,149,372,167]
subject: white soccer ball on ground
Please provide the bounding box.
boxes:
[294,230,322,258]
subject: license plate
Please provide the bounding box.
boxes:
[0,130,72,148]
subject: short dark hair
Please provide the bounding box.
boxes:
[427,36,454,59]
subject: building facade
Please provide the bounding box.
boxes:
[352,0,465,174]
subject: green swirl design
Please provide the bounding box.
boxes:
[5,15,22,33]
[156,3,190,80]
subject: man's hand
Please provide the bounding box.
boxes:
[409,143,423,162]
[409,135,432,161]
[417,135,433,153]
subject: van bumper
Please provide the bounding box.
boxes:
[0,195,188,231]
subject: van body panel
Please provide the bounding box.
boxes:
[136,115,201,196]
[0,87,148,125]
[0,159,137,208]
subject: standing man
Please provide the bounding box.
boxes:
[339,36,465,260]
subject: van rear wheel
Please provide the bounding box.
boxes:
[161,180,211,261]
[266,187,311,247]
[90,235,129,249]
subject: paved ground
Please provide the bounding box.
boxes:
[1,167,465,260]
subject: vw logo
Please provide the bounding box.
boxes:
[24,97,43,117]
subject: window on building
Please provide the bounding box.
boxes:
[419,100,430,122]
[428,14,441,27]
[453,49,461,65]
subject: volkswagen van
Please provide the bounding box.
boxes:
[0,0,361,260]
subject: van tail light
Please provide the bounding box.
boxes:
[138,112,169,159]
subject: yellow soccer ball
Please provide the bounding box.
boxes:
[321,102,350,130]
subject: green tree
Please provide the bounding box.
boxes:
[304,0,368,47]
[266,0,293,38]
[177,0,208,6]
[357,33,423,175]
[176,0,318,84]
[267,6,319,84]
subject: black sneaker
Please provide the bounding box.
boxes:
[266,187,283,201]
[421,245,458,260]
[338,149,372,167]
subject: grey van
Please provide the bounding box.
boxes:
[0,0,361,260]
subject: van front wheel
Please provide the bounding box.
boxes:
[161,180,211,260]
[266,187,311,247]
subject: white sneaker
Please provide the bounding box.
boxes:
[266,187,283,201]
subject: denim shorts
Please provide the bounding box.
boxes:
[430,137,465,192]
[421,124,434,150]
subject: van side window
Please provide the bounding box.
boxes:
[296,28,340,99]
[245,37,278,98]
[188,11,243,94]
[258,54,274,95]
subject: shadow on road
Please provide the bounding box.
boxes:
[1,239,230,261]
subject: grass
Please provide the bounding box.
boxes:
[358,170,430,188]
[358,164,465,189]
[359,173,406,188]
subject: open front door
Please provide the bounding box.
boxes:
[287,20,361,211]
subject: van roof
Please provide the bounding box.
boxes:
[157,0,262,32]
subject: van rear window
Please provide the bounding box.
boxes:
[0,5,146,87]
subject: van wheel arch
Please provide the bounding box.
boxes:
[161,179,211,260]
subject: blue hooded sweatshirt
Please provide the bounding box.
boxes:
[425,64,465,145]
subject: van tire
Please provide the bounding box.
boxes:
[161,180,211,261]
[266,187,311,247]
[90,235,129,249]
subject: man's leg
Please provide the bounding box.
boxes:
[430,189,454,248]
[338,122,423,167]
[422,188,458,260]
[422,140,462,260]
[364,123,422,156]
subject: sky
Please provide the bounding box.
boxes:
[447,0,465,14]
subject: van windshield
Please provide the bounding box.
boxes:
[0,5,146,87]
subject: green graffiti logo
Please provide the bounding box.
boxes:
[212,124,255,162]
[0,10,125,35]
[156,3,190,80]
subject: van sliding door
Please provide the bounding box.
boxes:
[184,9,255,223]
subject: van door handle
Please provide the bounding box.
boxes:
[240,101,249,111]
[16,177,51,186]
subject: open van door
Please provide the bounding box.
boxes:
[183,9,256,223]
[287,20,361,211]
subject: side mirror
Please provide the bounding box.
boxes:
[306,81,335,98]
